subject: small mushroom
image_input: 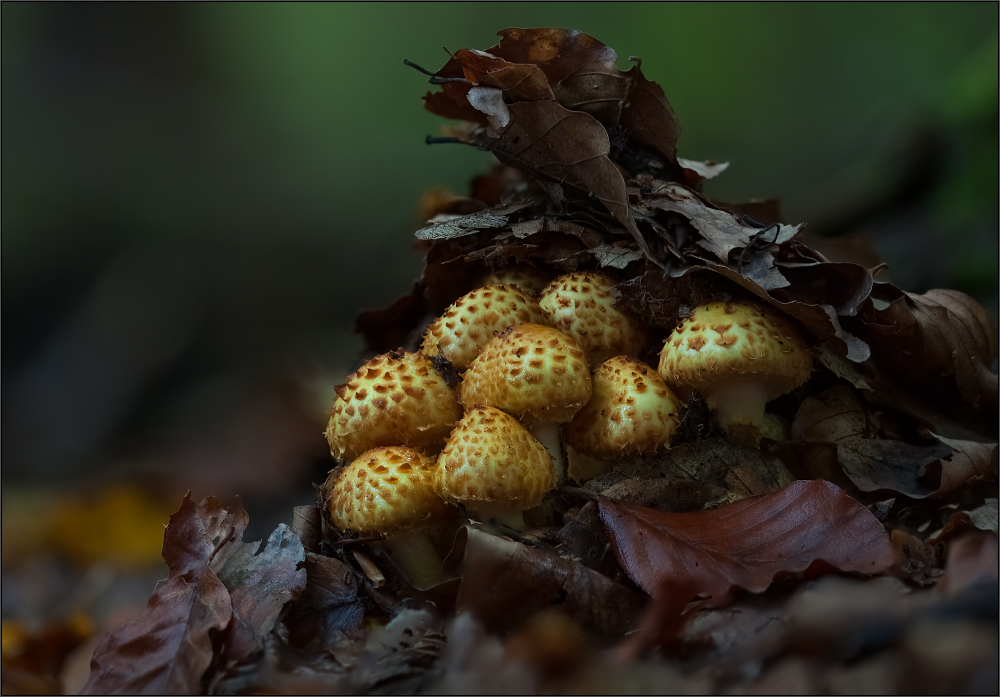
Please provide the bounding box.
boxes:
[421,283,552,371]
[460,323,592,485]
[433,405,552,531]
[325,350,462,462]
[477,264,554,297]
[539,272,651,365]
[325,446,455,590]
[658,301,813,447]
[565,356,682,464]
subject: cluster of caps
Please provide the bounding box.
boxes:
[322,267,814,586]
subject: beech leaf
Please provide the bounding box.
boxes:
[856,284,999,437]
[82,495,240,695]
[455,527,644,637]
[211,522,307,662]
[598,480,894,600]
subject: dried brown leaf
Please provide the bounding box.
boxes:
[82,495,239,695]
[283,553,364,652]
[930,435,998,497]
[211,523,307,662]
[599,480,894,600]
[455,527,645,637]
[835,436,949,498]
[489,28,684,177]
[588,438,794,511]
[590,244,643,269]
[856,285,999,437]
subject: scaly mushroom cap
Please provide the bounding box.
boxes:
[326,350,462,462]
[539,272,651,365]
[657,301,813,399]
[421,284,552,371]
[433,406,552,512]
[565,356,682,458]
[478,265,553,297]
[460,324,592,426]
[325,446,454,534]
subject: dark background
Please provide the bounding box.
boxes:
[3,4,997,533]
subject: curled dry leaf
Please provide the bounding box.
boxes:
[211,522,307,662]
[455,526,645,638]
[82,495,239,695]
[934,499,999,542]
[790,386,952,498]
[930,434,998,498]
[598,479,894,600]
[856,284,999,438]
[835,437,949,499]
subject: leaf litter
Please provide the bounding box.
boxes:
[76,27,998,695]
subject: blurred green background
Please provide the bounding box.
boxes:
[2,3,997,511]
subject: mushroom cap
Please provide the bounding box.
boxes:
[325,446,453,534]
[460,323,592,426]
[478,265,553,297]
[326,350,462,462]
[539,272,651,365]
[658,301,813,399]
[421,284,552,371]
[433,406,552,512]
[565,356,682,458]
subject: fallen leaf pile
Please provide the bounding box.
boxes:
[72,28,997,695]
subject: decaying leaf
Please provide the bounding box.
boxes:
[931,435,998,497]
[586,437,794,511]
[82,496,239,695]
[836,437,949,499]
[211,521,307,662]
[599,480,894,600]
[790,386,955,498]
[348,608,447,694]
[455,527,645,638]
[856,284,999,438]
[283,553,364,653]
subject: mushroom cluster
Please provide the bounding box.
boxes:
[322,268,815,588]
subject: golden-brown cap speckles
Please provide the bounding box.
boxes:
[539,272,651,365]
[325,350,462,462]
[460,324,592,425]
[478,265,554,297]
[658,301,813,398]
[325,446,453,534]
[433,406,552,511]
[421,284,552,371]
[565,356,681,458]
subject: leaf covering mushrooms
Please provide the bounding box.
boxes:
[421,283,552,371]
[539,272,651,365]
[325,446,455,589]
[326,350,462,462]
[658,301,813,447]
[433,405,552,531]
[460,323,592,484]
[565,356,682,460]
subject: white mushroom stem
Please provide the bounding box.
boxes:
[703,380,773,448]
[380,530,442,591]
[529,422,566,487]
